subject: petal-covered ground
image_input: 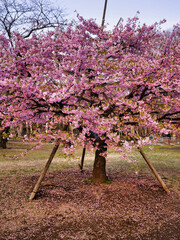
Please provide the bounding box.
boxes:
[0,169,180,240]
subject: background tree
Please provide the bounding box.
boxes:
[0,0,67,39]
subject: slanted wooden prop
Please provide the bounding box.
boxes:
[29,142,60,200]
[138,147,170,193]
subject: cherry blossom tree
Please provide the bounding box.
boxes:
[0,15,179,182]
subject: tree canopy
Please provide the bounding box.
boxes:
[0,15,180,156]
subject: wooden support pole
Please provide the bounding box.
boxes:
[138,147,170,193]
[79,147,86,171]
[101,0,108,27]
[116,18,121,27]
[29,142,60,200]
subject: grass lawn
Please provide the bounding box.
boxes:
[0,140,180,239]
[0,141,179,190]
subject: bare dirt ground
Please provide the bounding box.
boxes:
[0,169,180,240]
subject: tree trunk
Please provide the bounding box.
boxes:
[92,139,108,183]
[79,147,86,171]
[0,135,7,149]
[0,126,10,149]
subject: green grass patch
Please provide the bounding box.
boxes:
[0,141,179,189]
[104,180,112,184]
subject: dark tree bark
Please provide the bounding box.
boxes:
[79,147,86,171]
[92,139,108,183]
[0,126,10,149]
[0,134,7,148]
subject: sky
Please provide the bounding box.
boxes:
[55,0,180,30]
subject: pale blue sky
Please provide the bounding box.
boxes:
[55,0,180,30]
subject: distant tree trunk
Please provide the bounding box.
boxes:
[79,147,86,171]
[0,133,7,148]
[26,122,31,139]
[92,139,108,183]
[0,127,10,149]
[17,124,23,138]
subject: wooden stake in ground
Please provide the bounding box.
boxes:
[138,147,170,193]
[29,142,60,200]
[101,0,108,27]
[79,147,86,171]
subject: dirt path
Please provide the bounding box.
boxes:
[0,170,180,239]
